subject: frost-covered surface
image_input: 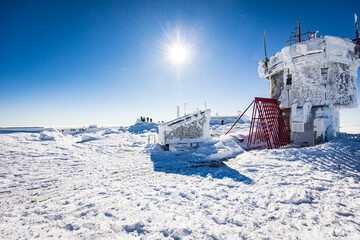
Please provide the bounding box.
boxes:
[258,36,359,109]
[158,109,211,146]
[1,124,360,239]
[128,122,158,134]
[313,105,340,142]
[258,36,359,146]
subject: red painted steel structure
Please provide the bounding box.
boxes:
[286,30,317,46]
[226,97,290,149]
[286,20,317,46]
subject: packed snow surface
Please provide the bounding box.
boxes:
[1,123,360,239]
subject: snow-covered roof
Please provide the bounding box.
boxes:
[259,36,359,78]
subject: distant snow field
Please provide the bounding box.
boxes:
[340,123,360,134]
[1,123,360,239]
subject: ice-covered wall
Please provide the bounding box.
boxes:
[258,36,360,109]
[313,105,340,143]
[158,110,211,147]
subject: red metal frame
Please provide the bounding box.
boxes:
[226,97,290,149]
[286,30,317,46]
[286,20,317,46]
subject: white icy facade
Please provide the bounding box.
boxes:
[158,109,211,151]
[258,36,360,146]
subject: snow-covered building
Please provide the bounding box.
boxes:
[158,109,211,151]
[258,23,360,146]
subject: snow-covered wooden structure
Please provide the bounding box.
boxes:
[158,109,211,151]
[258,22,360,146]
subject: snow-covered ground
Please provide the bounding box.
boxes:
[340,123,360,134]
[1,123,360,239]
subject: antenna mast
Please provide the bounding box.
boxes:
[263,30,267,59]
[263,30,268,60]
[295,19,303,42]
[263,30,269,71]
[355,13,360,45]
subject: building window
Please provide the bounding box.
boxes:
[286,74,292,86]
[320,68,329,84]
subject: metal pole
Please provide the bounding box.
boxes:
[263,30,268,60]
[295,19,303,43]
[297,20,301,42]
[225,100,254,135]
[355,13,360,45]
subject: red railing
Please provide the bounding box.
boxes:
[286,31,317,46]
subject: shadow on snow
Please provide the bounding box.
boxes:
[150,144,252,184]
[300,139,360,182]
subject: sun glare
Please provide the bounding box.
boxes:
[161,27,196,70]
[168,43,190,65]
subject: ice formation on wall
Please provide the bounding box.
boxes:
[259,36,359,109]
[258,36,360,145]
[313,105,340,143]
[158,109,211,150]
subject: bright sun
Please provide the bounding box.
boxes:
[168,43,190,65]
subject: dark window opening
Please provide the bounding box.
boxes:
[286,74,292,85]
[321,68,329,84]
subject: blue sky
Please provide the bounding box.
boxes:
[1,0,360,127]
